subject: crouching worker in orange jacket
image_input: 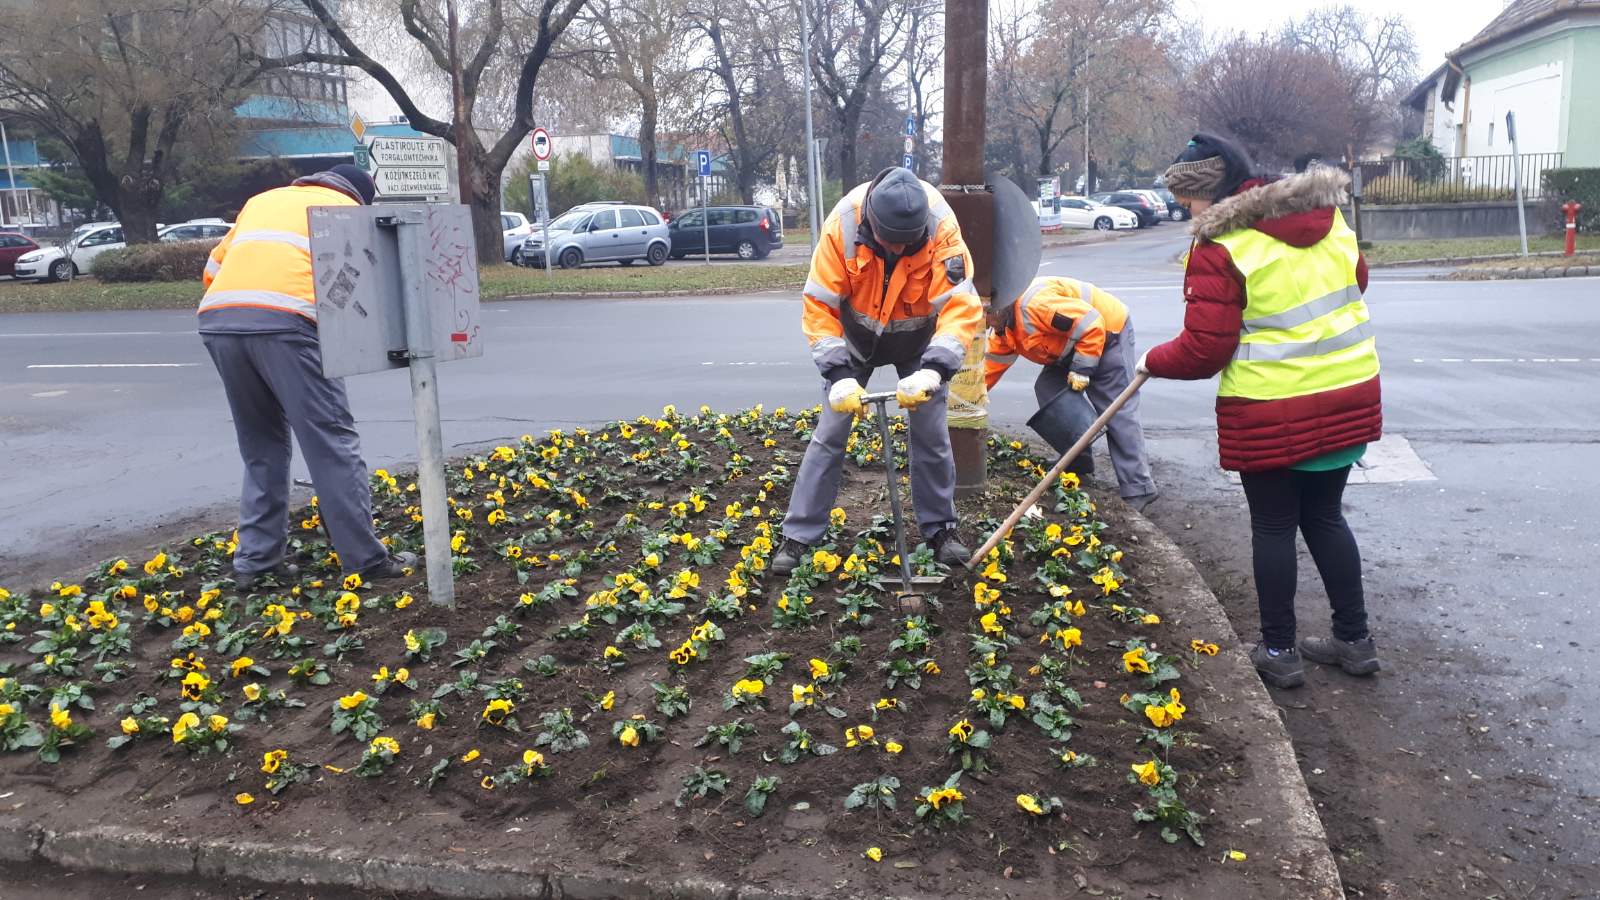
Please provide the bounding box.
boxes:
[986,276,1158,510]
[772,166,984,575]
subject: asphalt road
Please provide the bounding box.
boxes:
[2,224,1597,894]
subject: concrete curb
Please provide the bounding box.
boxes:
[0,818,921,899]
[1435,264,1596,281]
[495,283,803,302]
[1370,249,1577,268]
[1121,509,1347,900]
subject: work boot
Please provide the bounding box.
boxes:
[1299,635,1382,676]
[359,551,419,582]
[770,539,809,577]
[1249,644,1305,689]
[1125,492,1160,514]
[234,563,300,592]
[929,528,972,569]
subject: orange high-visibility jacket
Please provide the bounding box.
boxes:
[985,276,1130,389]
[801,179,982,383]
[199,182,358,321]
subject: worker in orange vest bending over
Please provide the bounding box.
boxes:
[772,166,984,575]
[198,165,417,589]
[986,276,1158,510]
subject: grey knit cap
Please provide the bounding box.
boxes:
[864,166,929,246]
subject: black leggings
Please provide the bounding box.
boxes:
[1239,466,1369,649]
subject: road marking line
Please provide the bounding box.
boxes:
[1469,358,1512,363]
[26,363,200,369]
[0,331,187,338]
[1407,357,1597,364]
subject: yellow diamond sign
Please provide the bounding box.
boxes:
[349,113,368,142]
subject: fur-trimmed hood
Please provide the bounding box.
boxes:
[1191,166,1351,245]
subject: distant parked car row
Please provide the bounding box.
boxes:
[508,203,783,268]
[5,219,233,282]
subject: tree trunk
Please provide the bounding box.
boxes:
[640,102,659,203]
[462,143,503,266]
[839,104,862,187]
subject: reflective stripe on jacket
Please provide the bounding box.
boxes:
[1214,209,1379,402]
[801,179,982,383]
[199,184,357,321]
[984,276,1129,388]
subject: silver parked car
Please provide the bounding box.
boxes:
[519,204,670,268]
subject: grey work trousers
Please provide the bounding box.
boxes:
[201,330,388,576]
[1033,322,1156,499]
[782,361,957,546]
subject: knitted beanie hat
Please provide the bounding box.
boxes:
[1162,133,1255,202]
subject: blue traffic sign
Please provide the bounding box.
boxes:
[696,150,712,177]
[902,153,915,168]
[905,116,916,137]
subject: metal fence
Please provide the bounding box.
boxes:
[1356,152,1565,205]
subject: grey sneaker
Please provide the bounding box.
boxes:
[234,563,300,592]
[1125,492,1160,514]
[1299,636,1381,676]
[359,551,419,582]
[770,539,808,576]
[1249,644,1305,689]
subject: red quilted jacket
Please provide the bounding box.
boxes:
[1144,170,1382,472]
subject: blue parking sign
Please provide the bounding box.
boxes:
[696,150,712,177]
[902,153,914,168]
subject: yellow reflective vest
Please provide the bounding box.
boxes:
[199,183,356,321]
[1213,209,1379,402]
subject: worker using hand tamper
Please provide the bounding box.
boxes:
[985,276,1158,510]
[198,165,416,590]
[771,166,984,575]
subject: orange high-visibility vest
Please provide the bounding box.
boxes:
[199,184,356,321]
[985,276,1129,388]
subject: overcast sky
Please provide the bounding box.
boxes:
[1182,0,1513,75]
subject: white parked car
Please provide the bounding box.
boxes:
[1057,197,1139,231]
[13,223,125,282]
[13,221,228,282]
[501,211,534,263]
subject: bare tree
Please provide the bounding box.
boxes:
[806,0,910,186]
[571,0,687,203]
[267,0,586,264]
[1284,5,1418,154]
[0,0,294,243]
[1186,34,1358,168]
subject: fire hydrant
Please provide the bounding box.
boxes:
[1564,201,1583,257]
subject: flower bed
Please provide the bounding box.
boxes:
[0,406,1264,896]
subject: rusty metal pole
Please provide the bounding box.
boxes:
[942,0,990,499]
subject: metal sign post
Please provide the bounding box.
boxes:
[528,172,552,275]
[309,204,483,608]
[697,150,712,264]
[1506,111,1529,258]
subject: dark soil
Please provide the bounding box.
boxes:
[1,410,1290,898]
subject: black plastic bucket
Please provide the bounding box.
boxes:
[1026,386,1097,475]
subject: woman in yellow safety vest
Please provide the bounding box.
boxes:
[1139,133,1383,689]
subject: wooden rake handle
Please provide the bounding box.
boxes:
[965,371,1150,569]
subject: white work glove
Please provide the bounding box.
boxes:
[828,377,866,414]
[1067,372,1091,392]
[1135,351,1152,376]
[895,368,942,409]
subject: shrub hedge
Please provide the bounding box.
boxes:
[92,239,220,283]
[1540,168,1600,232]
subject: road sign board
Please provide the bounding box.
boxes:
[537,159,550,172]
[365,136,449,198]
[309,204,482,379]
[531,127,552,161]
[903,153,914,168]
[350,113,368,142]
[369,136,447,168]
[353,143,370,170]
[905,116,916,136]
[696,150,712,177]
[903,136,914,153]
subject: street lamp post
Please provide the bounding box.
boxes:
[799,0,821,250]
